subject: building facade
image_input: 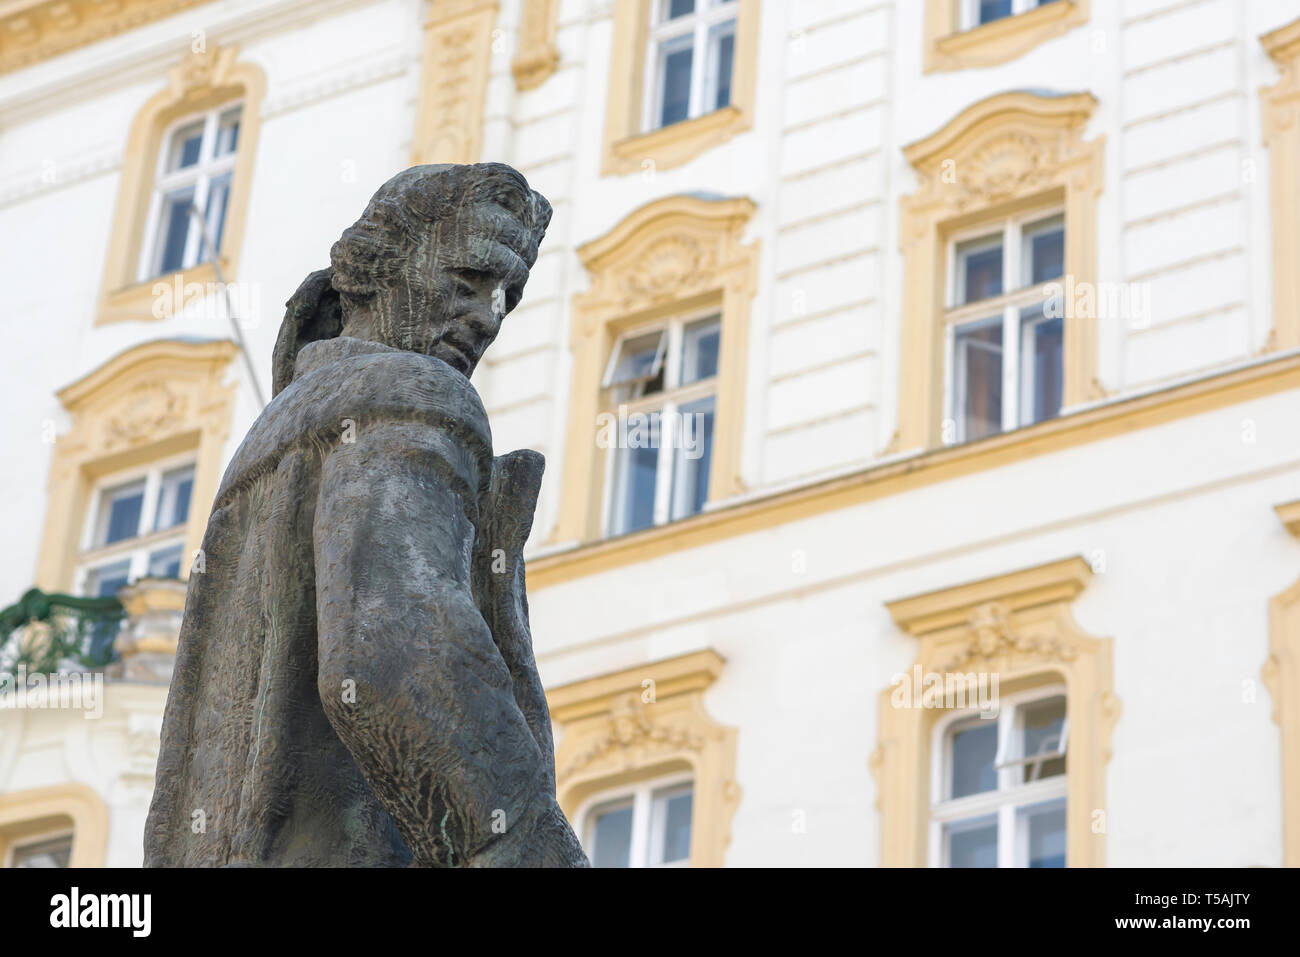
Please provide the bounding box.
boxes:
[2,0,1299,867]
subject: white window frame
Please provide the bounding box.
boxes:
[137,103,242,282]
[960,0,1050,32]
[943,206,1064,443]
[928,683,1069,868]
[4,826,75,868]
[74,453,198,596]
[601,309,721,537]
[642,0,739,133]
[576,771,695,868]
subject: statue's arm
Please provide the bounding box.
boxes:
[312,420,556,866]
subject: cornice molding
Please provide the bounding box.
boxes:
[547,649,726,724]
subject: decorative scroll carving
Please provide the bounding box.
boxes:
[412,0,499,165]
[512,0,559,91]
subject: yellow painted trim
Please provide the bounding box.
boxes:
[895,90,1103,453]
[1267,497,1300,866]
[96,45,266,327]
[0,783,109,868]
[872,555,1118,867]
[0,0,210,76]
[550,193,759,544]
[412,0,499,164]
[529,351,1300,590]
[601,0,759,176]
[548,649,740,867]
[1261,16,1300,353]
[36,338,239,593]
[512,0,560,91]
[924,0,1089,73]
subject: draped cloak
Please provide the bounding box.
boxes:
[144,336,554,866]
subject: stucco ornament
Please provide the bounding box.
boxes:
[145,164,588,867]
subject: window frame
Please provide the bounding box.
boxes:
[600,309,721,537]
[576,770,695,868]
[75,453,198,596]
[4,827,75,869]
[959,0,1053,32]
[928,683,1069,868]
[641,0,739,135]
[942,205,1065,443]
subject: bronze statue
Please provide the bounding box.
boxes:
[145,164,588,867]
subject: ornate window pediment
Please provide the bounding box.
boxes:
[872,556,1119,867]
[548,649,740,867]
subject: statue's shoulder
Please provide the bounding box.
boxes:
[217,338,490,502]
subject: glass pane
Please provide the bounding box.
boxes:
[1021,799,1067,868]
[155,186,196,276]
[216,108,241,156]
[665,0,695,19]
[606,330,666,390]
[1021,695,1067,782]
[611,416,661,534]
[671,396,714,520]
[680,316,721,384]
[979,0,1014,25]
[154,466,195,531]
[653,786,693,864]
[85,559,131,599]
[167,121,204,171]
[1020,307,1063,426]
[950,720,998,798]
[947,815,997,868]
[1024,216,1064,285]
[100,480,146,546]
[588,801,634,868]
[659,41,694,127]
[956,236,1003,304]
[710,24,735,111]
[204,172,233,257]
[12,835,73,868]
[955,319,1003,441]
[147,544,184,580]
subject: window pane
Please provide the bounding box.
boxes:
[167,121,204,171]
[155,186,196,276]
[216,108,241,156]
[947,815,997,867]
[1020,306,1063,426]
[950,720,998,798]
[671,397,714,521]
[1023,215,1064,285]
[154,466,195,532]
[680,316,720,384]
[611,415,661,534]
[955,319,1003,441]
[710,24,735,111]
[665,0,695,19]
[659,41,694,127]
[588,801,634,868]
[1021,695,1067,782]
[979,0,1014,24]
[606,329,666,391]
[147,544,184,580]
[956,236,1003,304]
[85,559,131,599]
[12,835,73,868]
[653,787,693,864]
[100,480,146,546]
[204,171,233,257]
[1021,799,1067,868]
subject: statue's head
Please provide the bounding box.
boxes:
[272,163,551,395]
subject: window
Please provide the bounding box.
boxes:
[7,833,73,869]
[603,313,719,536]
[644,0,737,132]
[139,105,241,281]
[582,775,694,868]
[961,0,1061,31]
[945,211,1065,443]
[932,688,1068,868]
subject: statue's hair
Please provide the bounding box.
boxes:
[271,163,552,397]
